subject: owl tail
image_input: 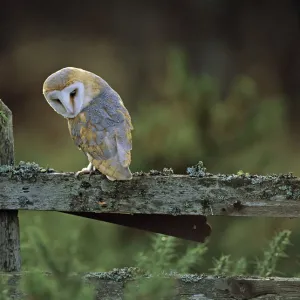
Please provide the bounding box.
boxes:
[91,158,132,181]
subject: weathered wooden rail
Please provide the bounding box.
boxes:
[1,98,300,299]
[1,166,300,218]
[2,270,300,300]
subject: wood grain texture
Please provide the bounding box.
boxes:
[2,270,300,299]
[0,99,14,166]
[1,164,300,217]
[0,99,21,272]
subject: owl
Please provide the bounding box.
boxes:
[42,67,133,181]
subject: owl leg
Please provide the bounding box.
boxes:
[75,162,94,178]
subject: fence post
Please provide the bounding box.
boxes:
[0,99,21,272]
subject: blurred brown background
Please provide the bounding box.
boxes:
[1,0,300,275]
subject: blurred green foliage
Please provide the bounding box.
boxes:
[255,230,291,277]
[133,49,289,174]
[3,48,300,297]
[0,278,9,300]
[21,230,94,300]
[2,230,293,298]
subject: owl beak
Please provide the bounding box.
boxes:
[61,94,74,115]
[66,106,74,115]
[64,104,74,116]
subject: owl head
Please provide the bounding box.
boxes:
[43,67,107,118]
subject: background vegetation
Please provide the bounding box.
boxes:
[1,0,300,297]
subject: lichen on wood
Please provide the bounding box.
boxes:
[1,270,300,299]
[1,161,300,218]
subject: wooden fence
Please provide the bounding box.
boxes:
[1,99,300,299]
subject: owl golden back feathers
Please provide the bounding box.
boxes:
[68,85,133,180]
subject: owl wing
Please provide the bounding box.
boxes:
[68,89,133,179]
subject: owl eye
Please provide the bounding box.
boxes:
[70,89,77,97]
[52,98,62,104]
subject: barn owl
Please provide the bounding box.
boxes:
[42,67,133,181]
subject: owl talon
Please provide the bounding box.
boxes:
[75,163,95,178]
[75,168,90,178]
[88,168,98,180]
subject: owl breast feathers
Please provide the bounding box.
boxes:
[68,86,133,180]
